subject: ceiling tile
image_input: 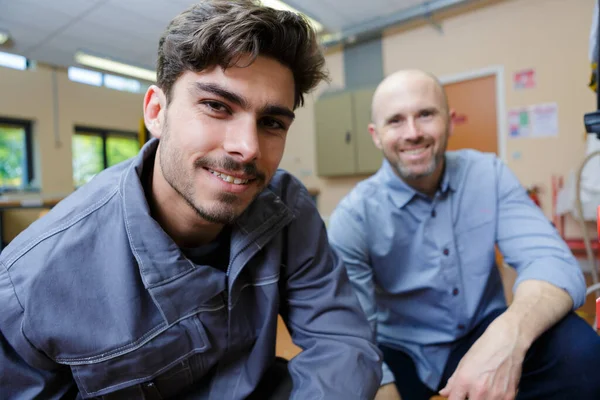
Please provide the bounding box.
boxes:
[28,43,81,68]
[81,3,164,43]
[1,0,73,31]
[24,0,103,18]
[104,0,184,26]
[0,22,53,56]
[45,20,156,68]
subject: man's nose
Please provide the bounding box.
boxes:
[404,118,423,141]
[223,118,261,162]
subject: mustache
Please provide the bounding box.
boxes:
[194,156,266,182]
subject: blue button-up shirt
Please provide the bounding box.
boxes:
[328,149,586,390]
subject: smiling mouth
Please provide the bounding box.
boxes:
[208,169,252,185]
[401,145,430,155]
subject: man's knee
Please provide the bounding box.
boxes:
[545,313,600,370]
[523,312,600,397]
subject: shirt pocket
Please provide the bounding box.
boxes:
[68,315,212,399]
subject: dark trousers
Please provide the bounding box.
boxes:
[380,309,600,400]
[247,357,293,400]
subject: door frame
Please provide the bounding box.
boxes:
[439,66,507,162]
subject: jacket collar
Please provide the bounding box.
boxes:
[119,139,292,288]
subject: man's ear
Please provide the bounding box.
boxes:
[448,108,456,137]
[368,123,383,150]
[143,85,167,139]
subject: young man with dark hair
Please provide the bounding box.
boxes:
[0,2,382,398]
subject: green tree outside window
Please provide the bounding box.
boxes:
[72,128,139,187]
[0,125,26,189]
[107,135,139,167]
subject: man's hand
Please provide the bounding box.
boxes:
[440,280,574,400]
[374,383,402,400]
[438,314,526,400]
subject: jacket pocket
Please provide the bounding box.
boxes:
[69,315,212,399]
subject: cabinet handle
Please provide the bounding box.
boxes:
[345,131,351,144]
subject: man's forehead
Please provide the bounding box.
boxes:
[372,74,444,120]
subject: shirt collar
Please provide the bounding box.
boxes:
[379,154,459,209]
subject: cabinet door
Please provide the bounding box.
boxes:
[353,88,382,174]
[315,92,356,176]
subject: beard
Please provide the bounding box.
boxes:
[386,129,449,181]
[388,148,444,181]
[158,121,267,225]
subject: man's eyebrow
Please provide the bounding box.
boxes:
[261,105,295,121]
[191,82,249,109]
[420,107,439,114]
[384,113,403,124]
[192,82,295,120]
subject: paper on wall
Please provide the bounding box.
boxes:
[508,102,558,138]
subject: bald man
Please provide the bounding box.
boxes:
[328,70,600,400]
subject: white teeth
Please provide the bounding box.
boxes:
[404,148,427,155]
[210,170,249,185]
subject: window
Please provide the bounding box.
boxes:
[67,66,146,94]
[104,74,141,93]
[68,67,102,87]
[72,126,139,187]
[0,118,33,192]
[0,51,28,70]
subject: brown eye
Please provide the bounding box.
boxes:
[202,101,229,113]
[260,117,285,130]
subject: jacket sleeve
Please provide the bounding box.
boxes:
[327,201,395,386]
[494,158,587,308]
[0,261,75,399]
[279,188,383,400]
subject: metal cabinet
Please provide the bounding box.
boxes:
[315,88,382,177]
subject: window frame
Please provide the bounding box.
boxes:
[73,125,138,170]
[0,116,34,191]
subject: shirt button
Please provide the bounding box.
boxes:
[452,288,460,296]
[443,248,450,256]
[458,324,466,330]
[431,209,436,217]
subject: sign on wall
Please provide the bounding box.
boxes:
[508,102,558,138]
[513,68,536,90]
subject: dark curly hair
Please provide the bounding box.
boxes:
[157,0,329,108]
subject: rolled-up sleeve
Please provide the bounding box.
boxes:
[328,203,395,386]
[494,159,586,308]
[281,189,383,400]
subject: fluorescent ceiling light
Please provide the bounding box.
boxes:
[260,0,323,32]
[0,31,9,45]
[0,51,27,70]
[74,51,156,82]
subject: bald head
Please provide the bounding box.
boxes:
[366,69,451,194]
[371,69,448,124]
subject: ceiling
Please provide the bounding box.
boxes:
[0,0,463,74]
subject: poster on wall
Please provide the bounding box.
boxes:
[530,103,559,137]
[508,107,530,138]
[513,68,536,90]
[508,103,558,138]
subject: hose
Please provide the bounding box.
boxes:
[574,150,600,302]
